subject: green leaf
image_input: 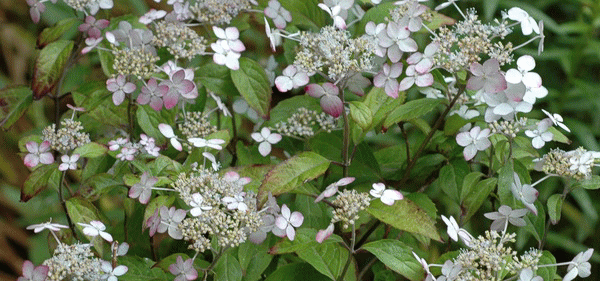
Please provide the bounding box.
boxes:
[523,201,545,243]
[361,239,422,281]
[266,95,321,127]
[356,3,396,35]
[367,199,441,241]
[32,40,74,99]
[37,18,79,47]
[73,142,108,158]
[459,172,484,203]
[119,256,173,281]
[66,197,105,254]
[231,58,272,119]
[21,163,59,202]
[269,228,343,255]
[143,195,176,229]
[0,86,33,130]
[258,152,330,205]
[83,173,124,199]
[547,194,563,225]
[434,165,459,202]
[196,63,239,96]
[536,251,557,281]
[296,242,356,281]
[236,164,276,193]
[497,160,515,206]
[264,263,330,281]
[295,194,330,229]
[349,101,373,130]
[137,105,175,144]
[574,175,600,190]
[280,0,326,30]
[72,81,127,127]
[363,87,406,131]
[214,253,243,281]
[154,253,190,273]
[238,240,273,281]
[461,178,497,221]
[383,98,442,128]
[443,114,472,136]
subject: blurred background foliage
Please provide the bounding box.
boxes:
[0,0,599,280]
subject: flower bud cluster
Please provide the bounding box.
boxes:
[331,189,371,229]
[173,168,263,252]
[190,0,254,25]
[536,147,599,180]
[295,26,374,81]
[452,231,535,280]
[152,20,207,60]
[432,9,513,72]
[42,119,90,153]
[112,47,160,79]
[43,242,102,281]
[488,117,527,139]
[273,107,337,138]
[178,112,217,152]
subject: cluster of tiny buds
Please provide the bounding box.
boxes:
[537,147,598,180]
[152,21,207,60]
[388,2,433,23]
[190,0,254,25]
[112,47,160,79]
[432,8,514,72]
[331,189,371,229]
[273,107,337,138]
[43,242,102,281]
[42,119,90,153]
[454,231,518,280]
[489,117,527,138]
[295,26,375,81]
[178,112,217,152]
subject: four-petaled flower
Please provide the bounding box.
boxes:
[510,173,539,215]
[222,192,248,212]
[189,193,212,216]
[542,109,570,132]
[137,78,168,111]
[518,268,542,281]
[275,65,310,92]
[305,83,344,118]
[170,256,198,281]
[264,0,292,29]
[564,249,593,281]
[441,215,473,247]
[78,15,109,39]
[158,206,186,239]
[466,58,507,94]
[374,63,402,98]
[483,205,528,232]
[456,126,491,161]
[251,127,282,156]
[505,55,542,89]
[158,123,182,151]
[507,7,539,36]
[17,260,48,281]
[318,3,346,29]
[100,260,128,281]
[59,154,80,171]
[370,183,403,205]
[107,74,136,106]
[315,177,355,202]
[78,220,113,242]
[188,137,225,150]
[273,204,304,241]
[525,118,553,149]
[24,141,54,168]
[26,219,68,233]
[129,171,158,204]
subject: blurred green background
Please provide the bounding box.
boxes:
[0,0,599,280]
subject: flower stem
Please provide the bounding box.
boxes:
[337,223,356,281]
[58,170,77,238]
[340,88,350,177]
[397,84,465,188]
[203,248,227,281]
